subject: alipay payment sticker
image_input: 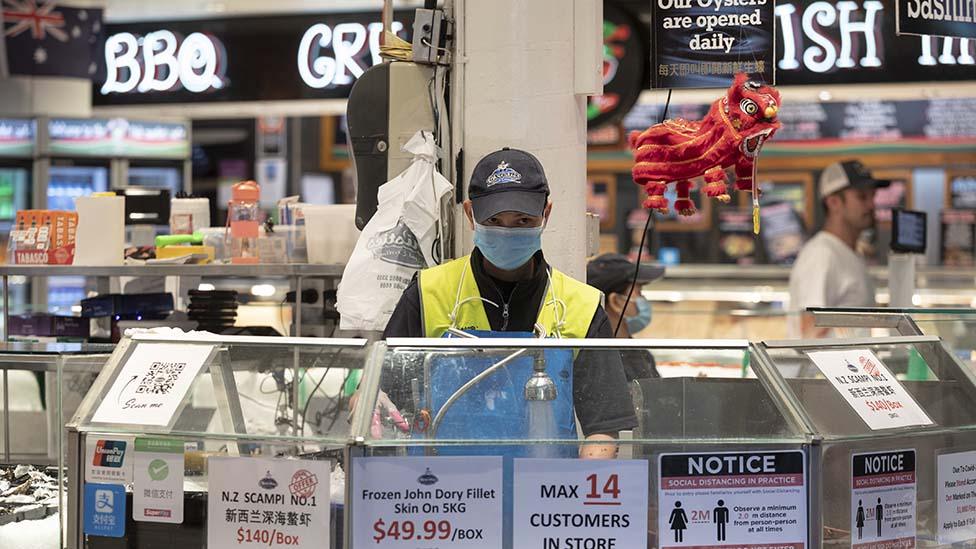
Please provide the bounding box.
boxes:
[84,483,126,537]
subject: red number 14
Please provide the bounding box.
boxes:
[586,473,620,500]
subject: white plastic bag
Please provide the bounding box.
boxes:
[336,131,452,331]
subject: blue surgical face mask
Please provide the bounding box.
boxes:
[625,296,652,334]
[473,222,544,271]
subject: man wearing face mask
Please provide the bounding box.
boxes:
[383,148,637,459]
[586,253,664,381]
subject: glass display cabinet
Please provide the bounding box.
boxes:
[811,307,976,371]
[347,336,976,549]
[751,334,976,547]
[64,333,373,549]
[0,343,111,533]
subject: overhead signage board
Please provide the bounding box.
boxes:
[0,119,35,158]
[897,0,976,38]
[46,118,190,159]
[588,4,646,128]
[772,0,974,84]
[624,98,976,144]
[635,0,974,86]
[650,0,776,88]
[94,11,414,106]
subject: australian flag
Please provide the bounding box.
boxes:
[2,1,104,79]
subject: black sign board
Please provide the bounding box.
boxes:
[624,98,976,143]
[660,451,805,477]
[775,0,975,85]
[717,209,758,263]
[897,0,976,38]
[942,209,976,266]
[949,172,976,208]
[94,11,414,106]
[759,201,806,264]
[623,0,974,86]
[588,4,646,128]
[650,0,775,88]
[852,450,916,480]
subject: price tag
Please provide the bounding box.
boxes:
[207,457,330,549]
[937,449,976,544]
[658,451,808,548]
[92,342,216,426]
[351,456,503,548]
[851,450,916,548]
[512,458,649,549]
[807,349,932,430]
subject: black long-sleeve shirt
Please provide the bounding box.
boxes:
[382,249,638,436]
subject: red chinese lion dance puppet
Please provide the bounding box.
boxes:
[630,73,782,231]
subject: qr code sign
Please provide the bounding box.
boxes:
[135,362,186,395]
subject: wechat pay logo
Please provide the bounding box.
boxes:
[148,459,169,481]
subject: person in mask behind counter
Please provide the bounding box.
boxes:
[586,253,665,381]
[383,147,637,459]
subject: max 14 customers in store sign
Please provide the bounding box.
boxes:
[101,21,401,95]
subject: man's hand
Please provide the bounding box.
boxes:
[580,433,618,460]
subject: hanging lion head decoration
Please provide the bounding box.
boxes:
[630,73,782,232]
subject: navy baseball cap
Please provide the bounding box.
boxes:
[587,253,666,294]
[468,148,550,223]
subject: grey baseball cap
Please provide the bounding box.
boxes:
[469,148,550,223]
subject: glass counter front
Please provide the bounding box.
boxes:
[344,335,976,549]
[64,334,372,549]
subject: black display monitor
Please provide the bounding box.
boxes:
[891,208,927,254]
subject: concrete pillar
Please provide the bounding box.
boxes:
[452,0,602,280]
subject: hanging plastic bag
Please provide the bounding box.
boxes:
[336,130,452,331]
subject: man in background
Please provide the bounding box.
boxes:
[789,160,889,337]
[587,253,665,380]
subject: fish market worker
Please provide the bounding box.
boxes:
[383,148,638,459]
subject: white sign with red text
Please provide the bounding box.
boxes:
[351,456,503,548]
[807,349,932,430]
[937,450,976,545]
[207,457,330,549]
[513,458,649,549]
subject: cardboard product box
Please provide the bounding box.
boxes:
[80,293,174,318]
[8,314,90,338]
